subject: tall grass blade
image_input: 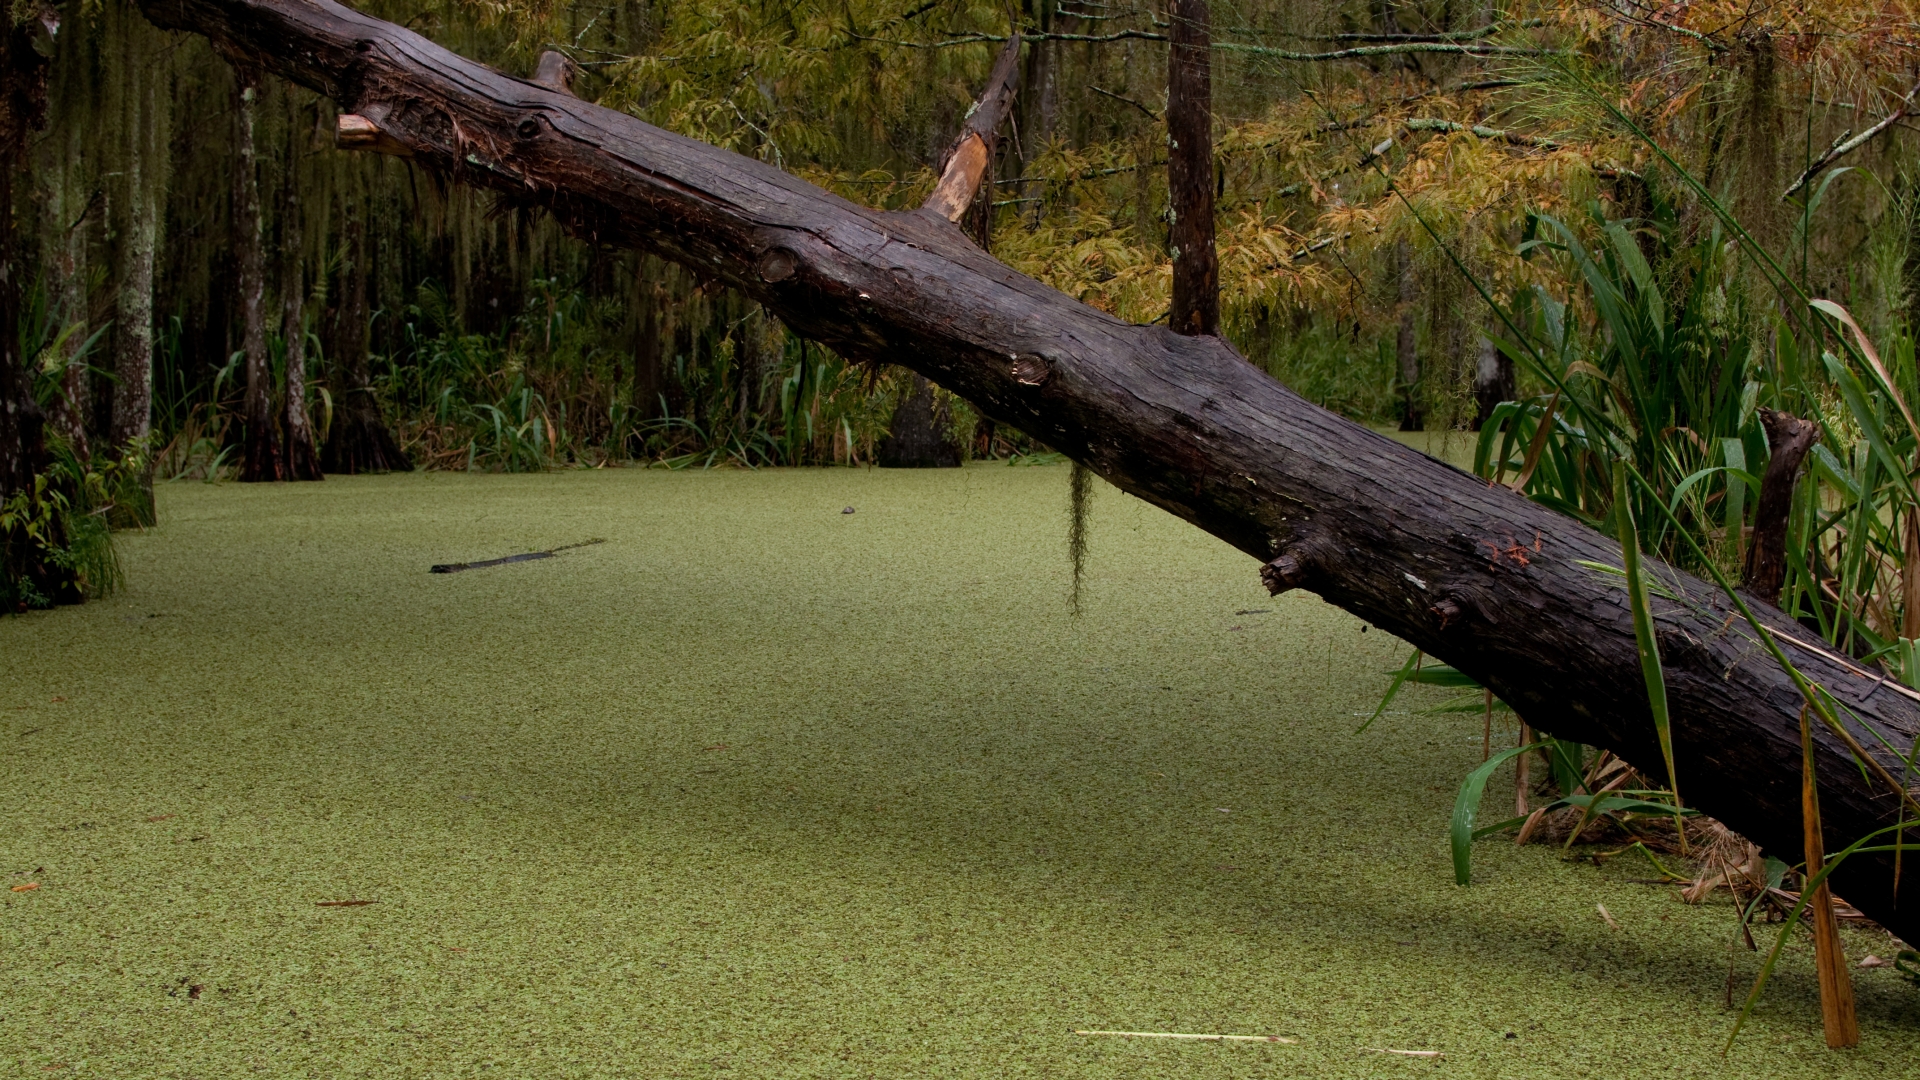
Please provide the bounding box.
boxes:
[1452,744,1534,885]
[1799,704,1862,1048]
[1725,818,1909,1051]
[1358,649,1422,734]
[1614,462,1683,820]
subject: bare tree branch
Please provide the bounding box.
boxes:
[1782,83,1920,200]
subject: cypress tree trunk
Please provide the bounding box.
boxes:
[1022,0,1056,148]
[1395,240,1423,432]
[40,137,90,461]
[1471,332,1511,430]
[630,267,662,440]
[320,196,408,473]
[108,156,159,458]
[279,96,321,479]
[39,10,95,462]
[876,373,960,468]
[233,70,283,482]
[1166,0,1216,337]
[0,13,66,605]
[107,0,169,506]
[0,21,45,498]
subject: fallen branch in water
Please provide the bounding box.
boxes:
[429,538,605,574]
[1074,1030,1298,1044]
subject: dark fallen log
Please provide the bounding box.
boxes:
[139,0,1920,943]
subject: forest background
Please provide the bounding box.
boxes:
[6,0,1920,665]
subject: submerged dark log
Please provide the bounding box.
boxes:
[140,0,1920,942]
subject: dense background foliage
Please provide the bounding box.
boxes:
[13,0,1920,657]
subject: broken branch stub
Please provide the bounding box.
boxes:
[335,112,410,156]
[530,49,575,95]
[1743,407,1818,605]
[922,32,1021,222]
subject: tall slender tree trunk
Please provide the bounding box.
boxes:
[234,71,283,482]
[1472,332,1511,429]
[1167,0,1216,337]
[41,125,91,461]
[280,97,322,480]
[107,0,170,521]
[320,193,408,473]
[630,269,662,439]
[1,13,63,605]
[0,24,45,496]
[1395,240,1423,431]
[1023,0,1056,149]
[39,5,97,462]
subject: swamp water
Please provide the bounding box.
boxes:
[3,465,1915,1076]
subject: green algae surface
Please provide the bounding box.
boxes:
[3,465,1915,1077]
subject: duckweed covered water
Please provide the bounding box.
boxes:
[3,465,1915,1077]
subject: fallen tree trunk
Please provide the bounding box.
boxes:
[139,0,1920,943]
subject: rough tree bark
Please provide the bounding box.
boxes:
[40,12,95,463]
[139,0,1920,943]
[280,97,323,480]
[0,16,50,504]
[1166,0,1217,337]
[877,374,961,468]
[234,70,284,482]
[108,0,170,488]
[319,194,408,473]
[0,12,76,606]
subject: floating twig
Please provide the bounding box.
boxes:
[1363,1047,1443,1058]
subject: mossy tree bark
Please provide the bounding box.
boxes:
[107,0,170,488]
[234,69,285,483]
[280,94,323,480]
[38,10,95,463]
[139,0,1920,943]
